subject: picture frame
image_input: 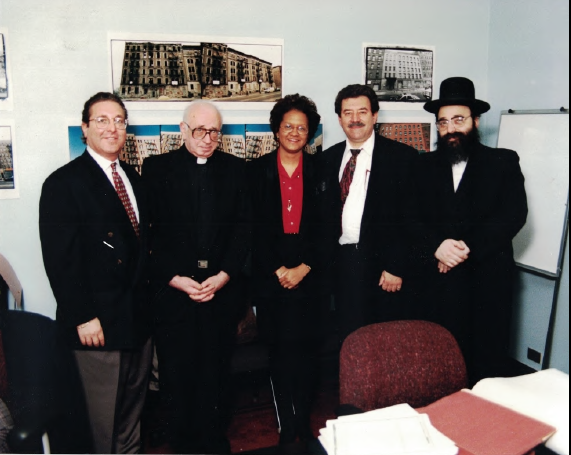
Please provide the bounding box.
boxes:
[375,115,436,153]
[109,32,284,112]
[363,43,435,111]
[0,120,18,199]
[67,117,324,174]
[0,29,13,111]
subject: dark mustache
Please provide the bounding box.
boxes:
[349,122,366,128]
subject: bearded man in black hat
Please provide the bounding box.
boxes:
[414,77,528,385]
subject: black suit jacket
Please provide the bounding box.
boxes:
[319,135,418,279]
[250,151,324,297]
[414,143,528,269]
[141,146,250,300]
[39,151,152,350]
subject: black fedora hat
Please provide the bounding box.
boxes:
[424,77,490,115]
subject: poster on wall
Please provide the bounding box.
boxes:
[363,44,435,111]
[68,122,323,173]
[0,122,18,199]
[109,33,284,111]
[0,29,13,111]
[375,117,435,153]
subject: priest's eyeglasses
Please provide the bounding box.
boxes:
[436,115,471,130]
[90,117,128,130]
[185,123,222,141]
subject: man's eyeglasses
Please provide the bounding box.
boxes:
[184,122,222,141]
[89,117,128,130]
[281,124,309,136]
[436,115,471,130]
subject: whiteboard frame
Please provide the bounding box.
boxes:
[499,109,569,278]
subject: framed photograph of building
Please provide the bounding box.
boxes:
[363,44,435,110]
[109,33,284,111]
[0,121,18,199]
[0,29,13,111]
[68,120,323,172]
[375,116,435,153]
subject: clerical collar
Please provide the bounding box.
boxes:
[197,157,208,165]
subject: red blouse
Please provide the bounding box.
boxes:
[278,153,304,234]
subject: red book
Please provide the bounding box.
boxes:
[417,390,556,455]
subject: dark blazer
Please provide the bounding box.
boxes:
[414,143,528,269]
[250,151,323,297]
[141,146,250,299]
[319,135,418,279]
[39,151,152,350]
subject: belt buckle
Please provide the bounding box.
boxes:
[198,260,209,269]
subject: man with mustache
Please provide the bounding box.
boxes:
[415,77,528,385]
[320,84,418,345]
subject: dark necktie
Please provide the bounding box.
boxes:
[340,149,361,208]
[111,162,140,237]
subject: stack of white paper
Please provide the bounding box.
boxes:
[318,404,458,455]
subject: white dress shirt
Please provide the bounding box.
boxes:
[338,133,375,245]
[452,159,468,192]
[87,147,140,222]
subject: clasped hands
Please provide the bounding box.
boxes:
[379,270,403,292]
[169,271,230,303]
[275,264,310,290]
[435,239,470,273]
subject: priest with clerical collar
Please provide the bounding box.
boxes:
[141,101,250,455]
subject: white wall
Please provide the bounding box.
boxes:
[487,0,569,371]
[0,0,493,318]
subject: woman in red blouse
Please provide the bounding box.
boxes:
[250,94,323,448]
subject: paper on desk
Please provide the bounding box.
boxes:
[318,404,458,455]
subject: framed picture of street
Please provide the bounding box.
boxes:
[0,29,13,111]
[109,33,284,111]
[363,44,435,111]
[0,122,18,199]
[375,117,435,153]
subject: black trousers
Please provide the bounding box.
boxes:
[335,244,414,345]
[154,286,236,454]
[415,259,515,386]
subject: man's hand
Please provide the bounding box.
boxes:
[438,261,452,274]
[276,264,310,290]
[379,270,403,292]
[435,239,470,269]
[77,317,105,347]
[169,275,215,303]
[199,271,231,302]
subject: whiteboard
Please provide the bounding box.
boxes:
[497,111,569,277]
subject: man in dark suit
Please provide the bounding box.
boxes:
[320,84,418,344]
[39,92,153,454]
[141,101,249,454]
[415,77,528,385]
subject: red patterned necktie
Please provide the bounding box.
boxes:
[340,149,361,208]
[111,162,140,237]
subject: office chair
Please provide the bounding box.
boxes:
[0,256,91,454]
[339,320,468,412]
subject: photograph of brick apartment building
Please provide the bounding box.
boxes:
[112,39,282,103]
[376,122,432,153]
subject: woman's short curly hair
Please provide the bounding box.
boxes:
[269,94,321,142]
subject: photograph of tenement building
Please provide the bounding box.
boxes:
[0,126,14,189]
[365,46,434,103]
[376,122,432,153]
[112,40,282,103]
[0,34,8,99]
